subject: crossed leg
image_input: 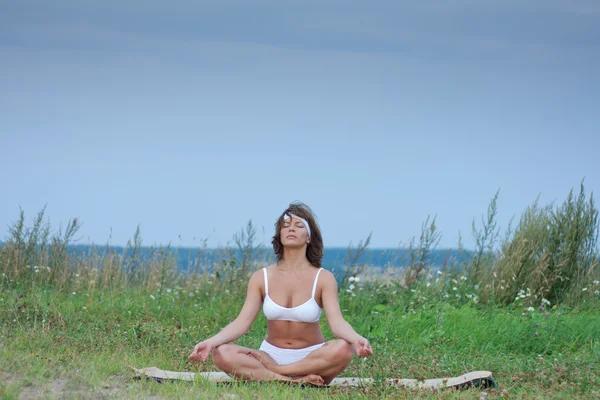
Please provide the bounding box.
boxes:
[212,344,324,385]
[249,339,355,385]
[213,339,355,385]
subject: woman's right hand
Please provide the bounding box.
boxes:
[188,340,214,362]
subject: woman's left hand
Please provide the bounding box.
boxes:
[353,337,373,358]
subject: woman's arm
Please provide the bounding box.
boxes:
[321,270,373,358]
[206,270,263,345]
[189,269,263,362]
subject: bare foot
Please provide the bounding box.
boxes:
[248,351,324,386]
[248,350,280,373]
[291,374,325,386]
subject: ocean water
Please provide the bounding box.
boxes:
[68,245,473,274]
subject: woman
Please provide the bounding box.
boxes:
[188,203,373,385]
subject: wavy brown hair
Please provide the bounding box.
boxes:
[272,202,324,268]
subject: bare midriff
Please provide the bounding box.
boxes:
[265,320,325,349]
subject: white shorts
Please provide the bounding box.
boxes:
[258,340,325,366]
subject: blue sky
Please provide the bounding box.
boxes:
[1,1,599,249]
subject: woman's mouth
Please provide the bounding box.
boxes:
[286,235,297,239]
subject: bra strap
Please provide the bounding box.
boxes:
[311,268,323,298]
[263,268,269,295]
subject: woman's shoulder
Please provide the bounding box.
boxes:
[317,268,336,284]
[249,268,267,284]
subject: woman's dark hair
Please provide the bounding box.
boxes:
[272,202,323,268]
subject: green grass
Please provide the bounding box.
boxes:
[1,280,599,399]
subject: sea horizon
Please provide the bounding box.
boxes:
[61,243,474,271]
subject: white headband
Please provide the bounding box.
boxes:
[283,213,311,238]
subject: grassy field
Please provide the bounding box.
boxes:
[2,188,599,399]
[1,278,599,399]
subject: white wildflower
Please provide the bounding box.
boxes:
[452,279,458,284]
[72,292,76,295]
[75,274,79,277]
[542,298,551,305]
[474,284,479,290]
[349,284,355,291]
[189,292,194,297]
[349,276,355,282]
[225,289,230,294]
[527,306,534,312]
[437,270,442,275]
[166,288,172,293]
[410,289,416,293]
[452,287,458,291]
[594,290,599,295]
[426,282,431,287]
[150,294,156,300]
[582,288,588,292]
[460,275,467,281]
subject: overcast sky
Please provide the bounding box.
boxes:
[1,1,599,249]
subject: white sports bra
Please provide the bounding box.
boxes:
[262,267,323,323]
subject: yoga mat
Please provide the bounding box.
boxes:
[130,366,497,389]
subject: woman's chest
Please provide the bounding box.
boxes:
[268,277,315,308]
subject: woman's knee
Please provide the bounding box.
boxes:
[212,344,235,369]
[330,340,355,363]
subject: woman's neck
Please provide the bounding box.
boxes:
[278,247,311,272]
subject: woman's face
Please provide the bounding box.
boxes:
[280,217,310,247]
